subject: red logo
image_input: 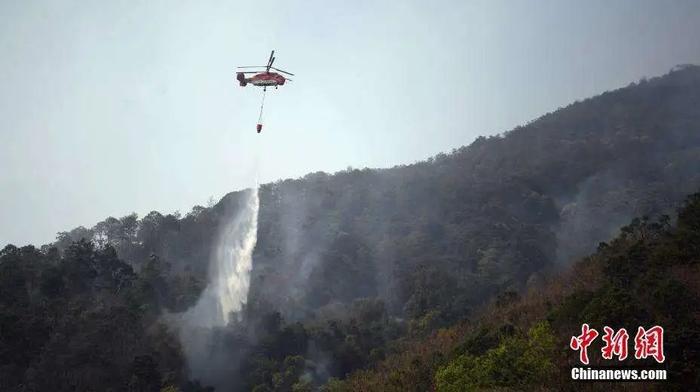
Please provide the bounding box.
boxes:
[570,324,664,364]
[634,326,665,363]
[601,326,629,361]
[570,323,599,365]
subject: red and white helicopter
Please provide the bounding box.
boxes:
[236,50,294,91]
[236,50,293,133]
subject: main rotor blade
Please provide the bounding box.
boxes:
[270,67,294,76]
[268,50,275,64]
[238,66,268,68]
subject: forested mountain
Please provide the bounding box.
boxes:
[2,65,700,391]
[333,192,700,391]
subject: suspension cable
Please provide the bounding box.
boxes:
[258,88,267,124]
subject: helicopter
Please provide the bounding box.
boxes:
[236,50,294,91]
[236,50,294,133]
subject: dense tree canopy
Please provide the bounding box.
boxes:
[334,192,700,391]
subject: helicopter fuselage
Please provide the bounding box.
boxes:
[237,72,286,87]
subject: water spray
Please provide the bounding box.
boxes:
[181,186,259,327]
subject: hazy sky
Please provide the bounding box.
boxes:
[2,0,700,246]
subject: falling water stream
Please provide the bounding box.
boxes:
[175,185,260,386]
[180,186,259,327]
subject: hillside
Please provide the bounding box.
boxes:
[252,64,700,323]
[3,65,700,391]
[332,192,700,391]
